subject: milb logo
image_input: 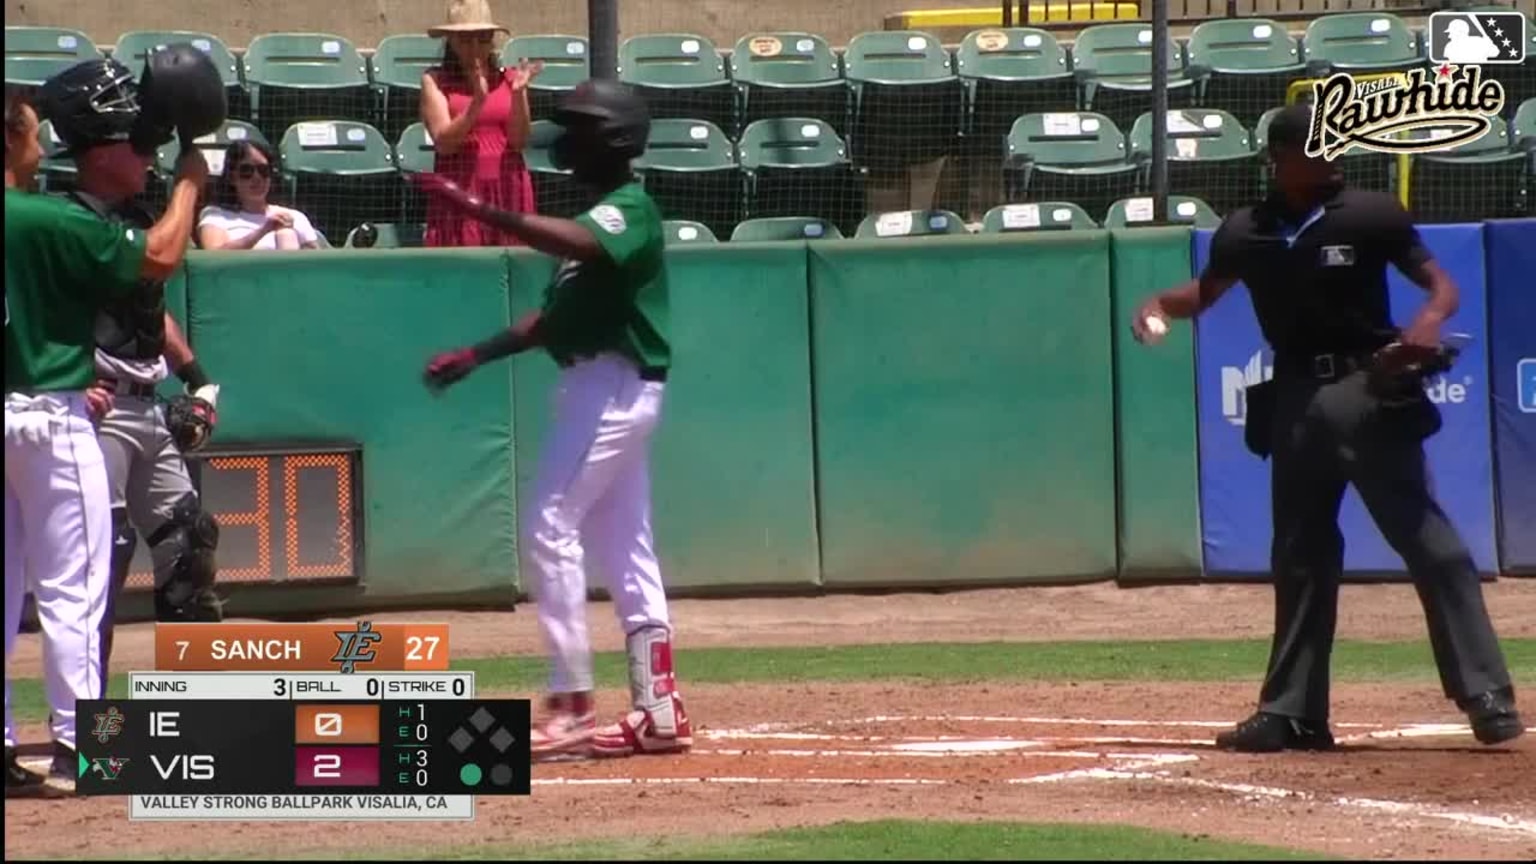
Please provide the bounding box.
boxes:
[1520,359,1536,414]
[1428,11,1527,65]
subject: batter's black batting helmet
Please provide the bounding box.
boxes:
[553,79,650,161]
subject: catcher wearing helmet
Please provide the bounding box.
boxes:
[418,79,692,759]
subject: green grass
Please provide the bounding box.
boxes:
[308,820,1331,861]
[12,638,1531,726]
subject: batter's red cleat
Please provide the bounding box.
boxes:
[590,694,693,758]
[529,693,596,758]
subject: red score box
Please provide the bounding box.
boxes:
[294,746,380,787]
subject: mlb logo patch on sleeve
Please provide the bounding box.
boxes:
[1429,11,1527,65]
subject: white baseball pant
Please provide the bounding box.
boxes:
[524,353,672,695]
[4,391,111,751]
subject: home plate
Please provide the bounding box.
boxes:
[890,739,1045,753]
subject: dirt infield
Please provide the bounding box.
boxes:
[5,581,1535,860]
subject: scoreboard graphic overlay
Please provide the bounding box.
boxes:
[80,621,530,820]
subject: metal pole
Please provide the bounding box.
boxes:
[1003,0,1013,27]
[588,0,619,81]
[1149,0,1169,223]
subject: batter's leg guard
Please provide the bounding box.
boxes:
[147,494,223,623]
[99,508,137,689]
[591,625,692,757]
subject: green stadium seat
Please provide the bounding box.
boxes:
[843,30,964,168]
[522,118,588,219]
[5,26,100,87]
[1406,117,1530,221]
[1104,195,1221,229]
[1185,18,1305,129]
[278,119,399,245]
[34,119,76,194]
[1069,23,1196,134]
[1254,105,1394,196]
[619,34,735,135]
[855,208,968,238]
[1129,109,1258,215]
[243,32,373,144]
[1302,13,1424,75]
[730,32,849,138]
[506,35,592,122]
[955,28,1078,155]
[393,121,436,226]
[636,119,742,239]
[664,220,718,244]
[369,35,444,140]
[731,216,843,241]
[1514,97,1536,151]
[980,201,1097,232]
[343,222,426,248]
[737,117,861,235]
[1004,111,1141,220]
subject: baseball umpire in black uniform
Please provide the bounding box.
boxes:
[1132,103,1523,752]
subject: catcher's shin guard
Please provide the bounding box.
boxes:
[149,494,223,622]
[591,625,692,757]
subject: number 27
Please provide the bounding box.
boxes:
[406,636,439,661]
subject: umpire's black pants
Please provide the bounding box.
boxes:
[1257,367,1513,721]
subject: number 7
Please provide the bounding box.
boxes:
[177,640,190,661]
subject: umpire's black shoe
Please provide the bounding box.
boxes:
[1215,712,1335,753]
[5,745,57,799]
[1458,687,1525,746]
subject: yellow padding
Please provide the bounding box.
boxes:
[891,4,1140,28]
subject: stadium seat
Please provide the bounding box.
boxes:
[343,222,426,248]
[113,31,245,119]
[737,117,862,235]
[1254,105,1394,196]
[370,35,444,140]
[980,201,1097,232]
[663,220,718,244]
[1302,13,1424,75]
[730,32,849,137]
[636,118,742,239]
[393,122,436,226]
[618,34,735,135]
[278,119,400,246]
[1515,97,1536,151]
[523,119,588,219]
[1406,117,1530,221]
[243,32,373,145]
[1185,18,1305,129]
[731,216,843,241]
[1004,111,1140,220]
[1129,109,1258,215]
[155,121,270,195]
[5,26,100,87]
[506,35,592,122]
[1069,23,1196,134]
[843,30,964,168]
[955,28,1078,155]
[1104,195,1221,229]
[34,119,77,194]
[855,208,968,238]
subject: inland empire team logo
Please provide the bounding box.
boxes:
[91,706,125,744]
[332,620,382,674]
[1304,11,1524,162]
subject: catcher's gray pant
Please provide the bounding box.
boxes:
[98,394,196,565]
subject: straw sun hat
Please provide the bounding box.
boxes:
[427,0,510,37]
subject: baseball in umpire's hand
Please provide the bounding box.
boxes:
[423,348,480,394]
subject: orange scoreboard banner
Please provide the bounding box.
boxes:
[154,621,450,672]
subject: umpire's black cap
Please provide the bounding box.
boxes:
[1266,103,1316,154]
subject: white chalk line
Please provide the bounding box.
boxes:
[704,730,1220,748]
[693,747,1198,761]
[533,776,950,787]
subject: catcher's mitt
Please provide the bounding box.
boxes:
[165,389,218,452]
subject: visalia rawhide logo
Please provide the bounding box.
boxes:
[1303,65,1506,160]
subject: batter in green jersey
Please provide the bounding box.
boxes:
[419,79,693,763]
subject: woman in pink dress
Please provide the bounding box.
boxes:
[419,0,542,247]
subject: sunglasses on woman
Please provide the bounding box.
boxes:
[235,163,272,179]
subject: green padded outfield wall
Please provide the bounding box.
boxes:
[1108,228,1204,579]
[505,244,821,594]
[808,233,1118,587]
[184,250,518,596]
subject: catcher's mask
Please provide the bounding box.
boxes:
[36,58,157,156]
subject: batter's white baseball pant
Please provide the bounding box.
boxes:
[524,354,671,695]
[4,391,111,751]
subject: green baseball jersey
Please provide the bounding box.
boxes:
[5,189,148,392]
[539,181,671,371]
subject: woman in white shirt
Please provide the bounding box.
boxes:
[196,140,322,250]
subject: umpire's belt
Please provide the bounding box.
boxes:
[94,376,158,399]
[1273,350,1373,382]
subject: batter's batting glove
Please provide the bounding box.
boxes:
[423,348,480,394]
